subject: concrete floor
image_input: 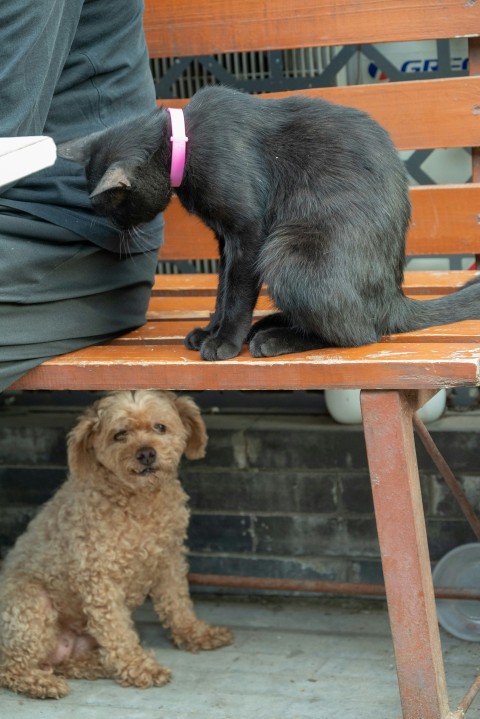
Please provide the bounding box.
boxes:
[1,596,479,719]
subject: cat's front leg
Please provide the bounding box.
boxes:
[185,235,228,351]
[194,235,261,361]
[199,293,261,360]
[185,233,261,360]
[185,326,215,351]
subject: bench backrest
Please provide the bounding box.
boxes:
[143,1,480,266]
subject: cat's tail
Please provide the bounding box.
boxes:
[392,274,480,334]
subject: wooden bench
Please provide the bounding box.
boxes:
[9,2,480,717]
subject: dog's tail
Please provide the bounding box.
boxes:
[390,274,480,334]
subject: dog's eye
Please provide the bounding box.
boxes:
[113,430,128,442]
[154,423,166,434]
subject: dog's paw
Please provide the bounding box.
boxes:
[173,622,234,652]
[117,657,172,689]
[200,336,241,361]
[143,663,172,688]
[185,327,211,350]
[0,669,70,699]
[32,675,71,699]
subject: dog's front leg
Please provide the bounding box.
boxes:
[80,581,171,688]
[150,553,233,652]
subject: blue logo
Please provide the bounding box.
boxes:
[367,56,468,81]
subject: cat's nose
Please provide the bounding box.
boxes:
[135,446,157,466]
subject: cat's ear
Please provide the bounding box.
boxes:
[57,131,103,165]
[89,164,132,199]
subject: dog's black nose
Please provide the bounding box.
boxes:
[135,446,157,466]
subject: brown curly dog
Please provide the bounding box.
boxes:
[0,390,233,699]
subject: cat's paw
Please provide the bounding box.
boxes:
[185,327,211,350]
[249,330,293,357]
[250,328,323,357]
[200,337,241,361]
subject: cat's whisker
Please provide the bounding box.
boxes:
[117,229,131,260]
[126,227,139,253]
[123,228,141,265]
[136,227,152,253]
[122,229,133,260]
[88,215,100,234]
[130,225,150,255]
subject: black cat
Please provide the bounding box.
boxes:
[59,84,480,361]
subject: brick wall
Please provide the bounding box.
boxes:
[0,391,479,592]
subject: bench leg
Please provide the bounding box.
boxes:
[360,390,450,719]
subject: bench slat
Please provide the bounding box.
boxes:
[145,292,463,317]
[144,0,479,57]
[147,296,274,314]
[408,185,480,255]
[114,319,480,344]
[161,183,480,261]
[11,341,480,392]
[162,77,480,153]
[269,79,480,152]
[153,271,479,296]
[145,299,447,322]
[403,271,478,293]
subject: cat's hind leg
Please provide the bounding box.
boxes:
[248,313,327,357]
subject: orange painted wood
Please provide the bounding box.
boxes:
[361,390,449,719]
[144,0,479,58]
[160,77,480,153]
[146,294,274,317]
[153,271,479,296]
[382,271,478,294]
[11,342,480,392]
[160,199,216,261]
[409,185,480,255]
[264,78,480,152]
[147,296,215,313]
[146,292,480,319]
[116,318,480,344]
[152,273,218,295]
[161,183,480,261]
[161,199,217,261]
[386,320,480,343]
[110,322,194,342]
[470,39,480,191]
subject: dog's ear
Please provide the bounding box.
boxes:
[67,403,103,477]
[174,395,208,460]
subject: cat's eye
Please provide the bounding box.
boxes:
[113,430,128,442]
[154,423,166,434]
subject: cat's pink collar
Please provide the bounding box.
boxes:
[167,107,188,187]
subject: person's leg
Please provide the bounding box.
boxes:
[0,213,158,392]
[0,0,163,393]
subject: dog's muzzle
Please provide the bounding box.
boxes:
[135,446,157,467]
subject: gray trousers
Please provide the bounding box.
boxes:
[0,0,162,392]
[0,212,158,391]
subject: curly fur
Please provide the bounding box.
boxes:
[0,390,233,699]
